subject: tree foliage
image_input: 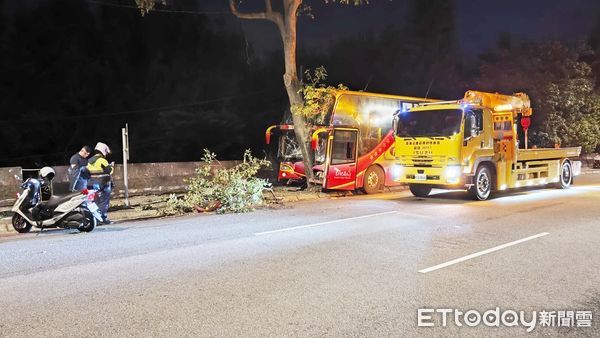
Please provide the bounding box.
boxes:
[164,149,271,214]
[540,75,600,153]
[294,66,347,125]
[476,40,600,153]
[135,0,166,15]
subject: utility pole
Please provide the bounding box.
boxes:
[122,124,130,207]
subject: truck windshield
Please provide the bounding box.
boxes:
[395,109,462,137]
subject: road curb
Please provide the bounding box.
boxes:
[0,190,333,235]
[1,218,10,233]
[0,184,411,235]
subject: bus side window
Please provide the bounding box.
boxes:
[358,129,382,157]
[331,130,357,165]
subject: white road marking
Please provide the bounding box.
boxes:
[418,232,549,274]
[396,211,432,219]
[254,211,398,236]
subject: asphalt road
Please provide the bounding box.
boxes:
[1,175,600,337]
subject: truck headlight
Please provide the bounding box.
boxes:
[445,166,461,184]
[393,165,403,180]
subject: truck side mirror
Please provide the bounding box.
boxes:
[464,115,473,140]
[392,113,399,135]
[463,114,478,146]
[471,117,478,136]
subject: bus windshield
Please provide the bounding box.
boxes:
[278,130,326,164]
[278,131,302,161]
[396,109,462,137]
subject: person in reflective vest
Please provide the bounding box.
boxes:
[87,142,114,225]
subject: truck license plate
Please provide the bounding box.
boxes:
[415,173,427,181]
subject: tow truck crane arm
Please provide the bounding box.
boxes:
[463,90,533,117]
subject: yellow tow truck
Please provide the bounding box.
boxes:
[392,90,582,200]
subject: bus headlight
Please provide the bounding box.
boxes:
[280,163,294,172]
[393,165,403,180]
[445,166,461,184]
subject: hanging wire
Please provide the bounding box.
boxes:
[0,90,271,124]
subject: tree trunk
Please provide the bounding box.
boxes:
[286,74,316,186]
[226,0,315,186]
[281,0,315,185]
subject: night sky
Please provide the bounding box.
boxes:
[225,0,600,55]
[6,0,600,55]
[1,0,600,167]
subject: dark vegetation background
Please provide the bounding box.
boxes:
[1,0,600,167]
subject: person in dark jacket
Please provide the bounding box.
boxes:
[68,145,91,192]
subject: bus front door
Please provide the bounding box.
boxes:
[324,128,358,190]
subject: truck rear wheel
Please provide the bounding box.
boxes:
[469,165,492,200]
[409,184,432,198]
[555,161,572,189]
[363,165,384,194]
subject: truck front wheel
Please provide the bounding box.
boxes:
[469,165,492,200]
[409,184,432,198]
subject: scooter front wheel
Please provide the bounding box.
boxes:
[12,214,33,233]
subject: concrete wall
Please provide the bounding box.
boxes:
[54,161,248,196]
[0,167,22,203]
[0,161,276,206]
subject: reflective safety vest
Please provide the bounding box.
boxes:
[87,154,113,182]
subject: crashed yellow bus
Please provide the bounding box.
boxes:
[266,90,439,193]
[392,90,582,200]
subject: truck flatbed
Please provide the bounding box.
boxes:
[517,147,581,161]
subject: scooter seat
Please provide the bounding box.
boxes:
[46,192,82,209]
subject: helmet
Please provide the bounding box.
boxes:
[39,167,55,181]
[95,142,111,156]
